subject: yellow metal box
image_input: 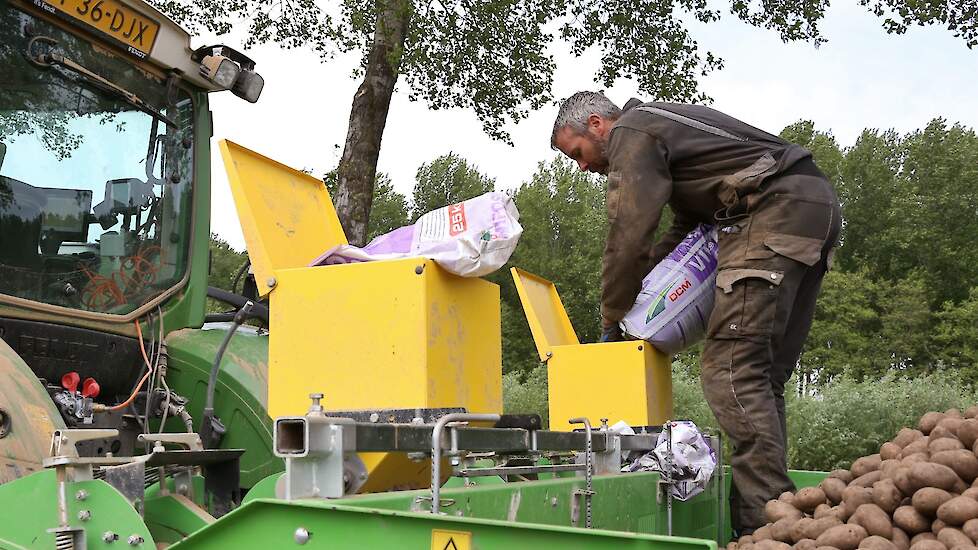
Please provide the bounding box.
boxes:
[268,258,502,417]
[511,268,673,429]
[221,140,502,490]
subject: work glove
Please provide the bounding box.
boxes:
[599,324,624,343]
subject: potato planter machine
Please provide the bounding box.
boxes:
[0,0,828,547]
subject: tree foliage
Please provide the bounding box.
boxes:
[767,120,978,387]
[154,0,978,138]
[149,0,978,245]
[499,158,608,375]
[411,153,494,220]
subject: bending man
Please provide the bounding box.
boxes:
[551,91,841,535]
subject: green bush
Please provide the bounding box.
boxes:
[502,363,549,428]
[785,371,978,471]
[672,360,719,432]
[504,361,978,472]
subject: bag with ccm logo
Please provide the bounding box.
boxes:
[310,192,523,277]
[621,224,718,354]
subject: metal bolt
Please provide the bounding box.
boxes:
[637,345,644,351]
[414,265,425,275]
[75,489,88,501]
[267,277,277,288]
[369,412,380,423]
[294,527,311,544]
[600,418,609,430]
[729,324,738,330]
[308,393,324,415]
[770,273,778,279]
[551,496,559,507]
[77,510,91,521]
[103,532,118,543]
[127,534,144,546]
[176,484,190,496]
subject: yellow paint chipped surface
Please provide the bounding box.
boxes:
[219,140,347,298]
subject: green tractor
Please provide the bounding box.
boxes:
[0,0,829,546]
[0,0,279,539]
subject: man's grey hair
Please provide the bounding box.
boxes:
[550,91,621,149]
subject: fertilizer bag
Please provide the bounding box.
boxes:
[310,192,523,277]
[620,224,718,354]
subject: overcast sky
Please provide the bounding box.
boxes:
[206,2,978,251]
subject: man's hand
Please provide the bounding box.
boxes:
[600,324,624,343]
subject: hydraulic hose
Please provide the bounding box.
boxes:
[94,321,153,413]
[205,286,268,324]
[205,300,253,411]
[200,300,253,448]
[170,403,194,433]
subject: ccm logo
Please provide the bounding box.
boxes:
[448,203,467,236]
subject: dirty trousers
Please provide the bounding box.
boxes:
[699,177,841,533]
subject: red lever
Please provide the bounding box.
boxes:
[61,372,80,394]
[81,378,100,399]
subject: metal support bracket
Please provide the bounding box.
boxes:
[274,394,366,500]
[137,432,204,452]
[569,417,594,529]
[49,428,119,460]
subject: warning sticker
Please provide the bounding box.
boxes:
[430,529,472,550]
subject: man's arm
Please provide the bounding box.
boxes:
[601,127,673,329]
[647,210,698,270]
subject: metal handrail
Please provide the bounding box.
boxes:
[430,413,500,514]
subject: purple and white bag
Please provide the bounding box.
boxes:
[621,224,718,354]
[310,192,523,277]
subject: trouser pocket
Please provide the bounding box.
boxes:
[709,268,784,340]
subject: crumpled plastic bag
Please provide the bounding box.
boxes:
[310,192,523,277]
[620,224,718,354]
[624,420,717,501]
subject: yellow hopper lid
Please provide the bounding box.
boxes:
[510,267,580,361]
[219,140,347,297]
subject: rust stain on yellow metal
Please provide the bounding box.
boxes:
[221,141,502,491]
[510,268,673,430]
[269,258,501,417]
[219,139,347,298]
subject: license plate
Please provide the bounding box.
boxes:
[41,0,160,56]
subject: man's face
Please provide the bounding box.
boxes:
[554,115,613,175]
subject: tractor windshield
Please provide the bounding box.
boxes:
[0,3,194,316]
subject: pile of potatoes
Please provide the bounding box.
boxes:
[732,407,978,550]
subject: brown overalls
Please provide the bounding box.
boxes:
[603,99,841,532]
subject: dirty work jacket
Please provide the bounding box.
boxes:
[601,99,828,327]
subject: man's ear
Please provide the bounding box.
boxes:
[587,113,603,130]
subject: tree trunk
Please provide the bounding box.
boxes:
[334,0,412,246]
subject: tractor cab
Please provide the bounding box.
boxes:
[0,0,259,318]
[0,0,272,492]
